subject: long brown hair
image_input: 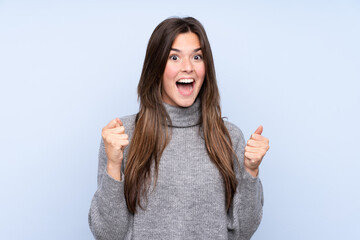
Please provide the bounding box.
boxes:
[124,17,238,214]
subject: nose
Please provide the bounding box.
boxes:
[181,57,193,73]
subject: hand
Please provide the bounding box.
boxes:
[102,118,129,180]
[244,125,269,177]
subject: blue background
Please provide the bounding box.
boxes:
[1,0,359,239]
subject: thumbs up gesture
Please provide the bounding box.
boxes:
[102,118,129,181]
[244,125,269,177]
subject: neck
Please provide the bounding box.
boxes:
[163,98,201,128]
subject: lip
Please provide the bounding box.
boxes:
[176,77,195,82]
[176,78,195,96]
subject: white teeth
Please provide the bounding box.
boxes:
[177,79,194,83]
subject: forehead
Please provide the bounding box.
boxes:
[171,32,201,49]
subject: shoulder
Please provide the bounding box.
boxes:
[223,119,245,147]
[118,114,137,133]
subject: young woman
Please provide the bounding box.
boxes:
[89,17,270,240]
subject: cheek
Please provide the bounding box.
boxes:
[163,64,178,81]
[197,64,206,82]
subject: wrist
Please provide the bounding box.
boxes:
[244,166,259,177]
[107,162,122,181]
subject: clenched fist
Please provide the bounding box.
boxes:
[244,125,269,177]
[102,118,129,181]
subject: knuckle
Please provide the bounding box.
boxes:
[110,139,119,147]
[103,135,111,143]
[101,128,107,136]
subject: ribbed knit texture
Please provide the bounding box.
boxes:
[89,99,264,240]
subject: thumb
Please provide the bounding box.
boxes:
[115,118,123,127]
[254,125,263,135]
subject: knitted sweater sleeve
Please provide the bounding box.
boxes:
[227,124,264,240]
[88,139,132,240]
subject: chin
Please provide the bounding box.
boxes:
[175,98,196,108]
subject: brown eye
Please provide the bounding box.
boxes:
[194,55,202,60]
[170,55,179,60]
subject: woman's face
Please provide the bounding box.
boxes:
[161,32,205,107]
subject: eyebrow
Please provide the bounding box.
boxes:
[170,47,202,52]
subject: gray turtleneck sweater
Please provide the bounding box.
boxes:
[89,99,264,240]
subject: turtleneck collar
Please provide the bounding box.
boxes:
[163,98,202,128]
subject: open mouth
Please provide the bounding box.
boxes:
[176,79,195,96]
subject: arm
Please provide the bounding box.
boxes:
[227,129,264,240]
[88,119,133,240]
